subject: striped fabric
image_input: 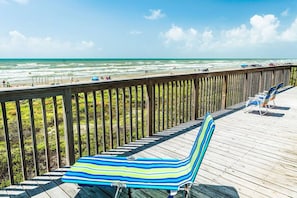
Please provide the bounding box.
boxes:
[62,113,215,195]
[270,82,283,101]
[246,86,276,109]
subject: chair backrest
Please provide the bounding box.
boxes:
[187,113,215,182]
[262,86,276,106]
[271,82,283,100]
[276,82,284,90]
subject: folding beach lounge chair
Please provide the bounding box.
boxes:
[245,86,276,115]
[256,82,284,108]
[62,113,216,198]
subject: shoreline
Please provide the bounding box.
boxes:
[0,64,285,90]
[1,58,294,89]
[0,67,231,89]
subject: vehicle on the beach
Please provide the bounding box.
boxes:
[250,64,262,67]
[241,64,248,68]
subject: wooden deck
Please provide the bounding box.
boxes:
[1,87,297,198]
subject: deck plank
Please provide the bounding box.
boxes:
[1,87,297,197]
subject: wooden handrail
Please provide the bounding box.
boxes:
[0,65,296,188]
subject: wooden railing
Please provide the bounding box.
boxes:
[0,65,295,187]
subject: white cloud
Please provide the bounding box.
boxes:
[163,25,200,43]
[0,30,97,57]
[162,14,297,56]
[281,18,297,41]
[222,15,280,46]
[163,25,184,42]
[249,14,279,43]
[144,9,165,20]
[162,24,216,53]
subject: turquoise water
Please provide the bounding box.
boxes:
[0,58,295,85]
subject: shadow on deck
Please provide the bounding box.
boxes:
[1,86,297,198]
[2,173,240,198]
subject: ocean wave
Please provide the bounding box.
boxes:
[0,58,296,85]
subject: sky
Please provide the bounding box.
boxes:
[1,0,297,58]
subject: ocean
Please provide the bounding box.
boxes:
[0,58,295,86]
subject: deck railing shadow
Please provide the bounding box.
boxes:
[108,120,204,157]
[0,169,71,197]
[105,102,246,158]
[0,105,244,197]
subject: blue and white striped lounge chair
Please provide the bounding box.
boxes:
[62,113,216,198]
[254,82,284,108]
[245,86,276,115]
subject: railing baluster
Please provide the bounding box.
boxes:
[122,88,127,144]
[162,83,165,130]
[129,86,133,141]
[193,78,198,120]
[52,96,61,168]
[84,92,90,155]
[92,91,99,154]
[166,82,169,129]
[221,75,227,110]
[28,99,39,176]
[175,81,178,126]
[180,81,183,123]
[1,102,14,184]
[185,80,188,121]
[178,81,182,124]
[170,82,174,127]
[41,98,50,172]
[115,88,120,146]
[74,94,82,157]
[188,79,192,119]
[157,83,160,132]
[141,85,144,138]
[108,89,113,149]
[135,86,139,139]
[15,100,27,180]
[100,90,106,152]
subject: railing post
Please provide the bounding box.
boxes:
[63,88,75,166]
[259,71,263,93]
[193,77,199,120]
[243,72,249,100]
[221,75,228,110]
[272,70,275,85]
[146,80,153,136]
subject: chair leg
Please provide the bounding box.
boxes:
[114,186,122,198]
[183,184,191,198]
[128,188,132,198]
[168,190,178,198]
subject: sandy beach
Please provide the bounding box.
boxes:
[0,66,234,89]
[0,58,294,90]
